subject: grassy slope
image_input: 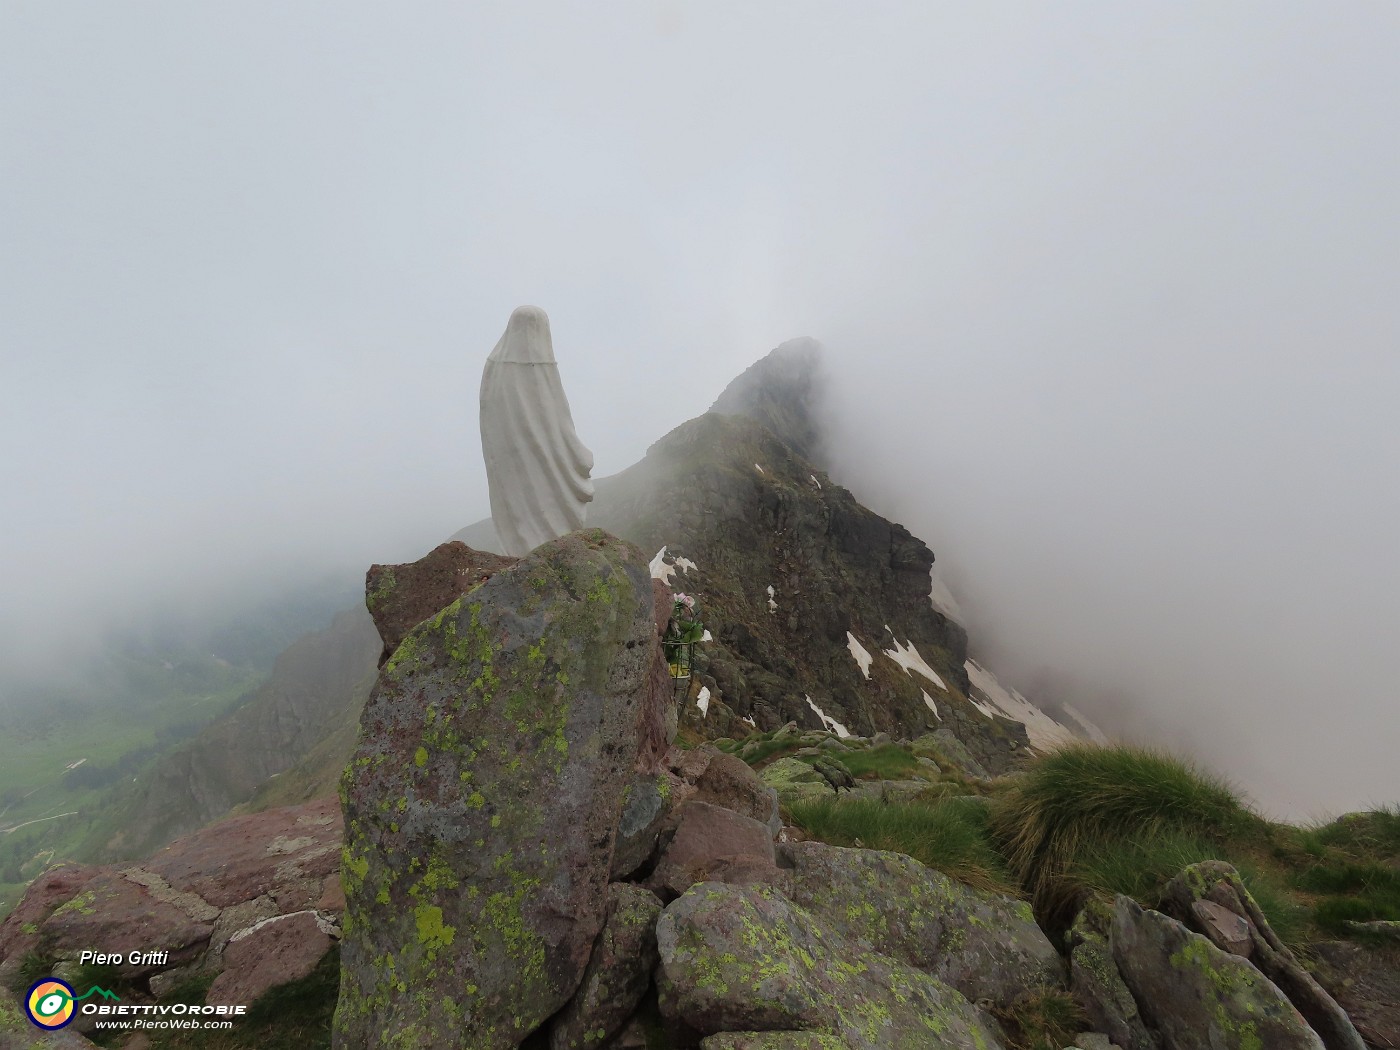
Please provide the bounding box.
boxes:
[729,727,1400,953]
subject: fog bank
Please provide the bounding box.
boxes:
[3,5,1397,815]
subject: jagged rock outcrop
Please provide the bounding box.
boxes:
[708,336,828,466]
[364,540,516,667]
[655,881,1006,1049]
[586,412,1028,773]
[1110,896,1325,1050]
[1160,862,1365,1050]
[334,531,658,1049]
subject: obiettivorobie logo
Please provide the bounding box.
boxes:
[24,978,120,1029]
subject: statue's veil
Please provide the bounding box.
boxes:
[479,306,594,557]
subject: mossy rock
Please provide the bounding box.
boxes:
[334,531,657,1050]
[777,841,1063,1006]
[1110,896,1324,1050]
[655,881,1006,1050]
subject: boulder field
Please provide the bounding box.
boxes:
[0,530,1389,1049]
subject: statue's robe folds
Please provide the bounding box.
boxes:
[479,305,595,557]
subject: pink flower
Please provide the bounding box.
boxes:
[673,593,696,610]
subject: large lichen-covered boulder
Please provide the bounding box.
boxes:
[334,530,658,1050]
[549,884,663,1050]
[1159,862,1364,1050]
[777,841,1064,1005]
[655,881,1006,1050]
[1109,896,1324,1050]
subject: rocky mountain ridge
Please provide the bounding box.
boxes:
[56,341,1088,869]
[5,527,1396,1049]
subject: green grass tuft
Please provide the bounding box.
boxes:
[830,744,928,781]
[990,744,1252,922]
[1070,828,1222,903]
[990,988,1087,1050]
[788,794,1014,893]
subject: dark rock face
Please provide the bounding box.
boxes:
[549,884,663,1050]
[776,841,1064,1005]
[365,541,517,667]
[611,773,681,880]
[334,531,657,1050]
[588,412,1026,773]
[700,1035,852,1050]
[1109,896,1324,1050]
[655,881,1006,1050]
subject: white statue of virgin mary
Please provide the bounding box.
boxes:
[479,306,595,557]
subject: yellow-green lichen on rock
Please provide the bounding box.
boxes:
[1108,895,1325,1050]
[333,531,658,1050]
[777,840,1063,1006]
[654,881,1006,1050]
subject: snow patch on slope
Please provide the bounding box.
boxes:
[1062,703,1110,745]
[922,691,940,721]
[846,633,873,679]
[650,546,699,585]
[928,566,965,621]
[766,585,777,613]
[805,695,850,738]
[696,686,711,718]
[965,658,1095,751]
[881,629,947,690]
[649,547,676,586]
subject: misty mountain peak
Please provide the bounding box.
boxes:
[709,337,827,465]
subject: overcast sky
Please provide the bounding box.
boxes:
[3,4,1397,817]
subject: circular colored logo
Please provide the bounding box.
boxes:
[25,978,76,1029]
